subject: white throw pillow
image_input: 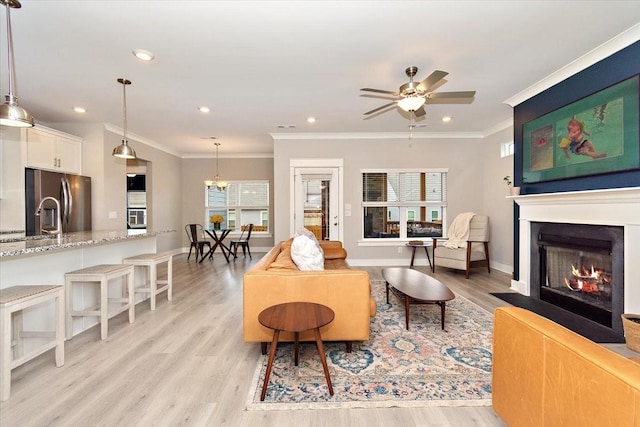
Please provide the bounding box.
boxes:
[295,228,324,254]
[290,234,325,271]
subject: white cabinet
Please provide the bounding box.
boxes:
[25,126,82,174]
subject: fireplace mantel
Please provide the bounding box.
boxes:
[511,187,640,315]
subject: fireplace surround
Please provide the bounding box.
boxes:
[512,187,640,336]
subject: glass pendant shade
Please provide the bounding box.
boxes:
[215,177,228,191]
[0,0,34,128]
[205,141,227,191]
[397,96,426,112]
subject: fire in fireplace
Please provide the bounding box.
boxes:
[531,222,624,335]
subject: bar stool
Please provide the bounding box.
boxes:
[0,285,65,401]
[65,264,135,340]
[122,253,173,310]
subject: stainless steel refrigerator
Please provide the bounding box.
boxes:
[25,167,92,236]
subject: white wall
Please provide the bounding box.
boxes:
[273,133,515,272]
[180,157,275,251]
[482,126,516,275]
[0,127,24,232]
[55,123,183,252]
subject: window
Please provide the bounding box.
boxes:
[501,141,515,157]
[362,170,447,240]
[205,181,269,232]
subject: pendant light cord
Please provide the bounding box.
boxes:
[4,2,16,101]
[215,142,220,178]
[122,81,128,142]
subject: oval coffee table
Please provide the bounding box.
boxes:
[382,267,455,330]
[258,302,335,401]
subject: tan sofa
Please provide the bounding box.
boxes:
[243,240,376,351]
[493,306,640,426]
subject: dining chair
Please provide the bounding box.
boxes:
[229,224,253,260]
[185,224,211,261]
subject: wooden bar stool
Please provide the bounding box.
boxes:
[122,253,173,310]
[0,285,65,401]
[65,264,135,340]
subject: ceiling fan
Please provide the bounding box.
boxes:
[361,66,476,117]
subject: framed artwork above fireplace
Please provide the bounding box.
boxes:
[522,74,639,184]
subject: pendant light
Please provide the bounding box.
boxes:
[112,78,137,159]
[0,0,34,128]
[204,141,227,191]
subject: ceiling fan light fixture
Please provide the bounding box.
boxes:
[0,0,34,128]
[112,78,137,159]
[397,96,426,112]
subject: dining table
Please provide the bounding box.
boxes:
[200,229,232,263]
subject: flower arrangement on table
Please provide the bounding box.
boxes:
[209,214,224,229]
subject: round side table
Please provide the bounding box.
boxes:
[258,302,335,401]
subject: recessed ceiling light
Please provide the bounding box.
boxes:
[73,107,86,113]
[442,116,452,122]
[307,116,316,123]
[199,106,210,113]
[132,49,155,61]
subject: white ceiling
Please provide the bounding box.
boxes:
[2,1,639,157]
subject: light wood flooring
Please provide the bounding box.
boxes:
[0,253,518,426]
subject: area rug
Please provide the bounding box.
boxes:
[246,280,493,410]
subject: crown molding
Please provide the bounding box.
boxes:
[270,131,484,140]
[104,123,181,157]
[504,23,640,107]
[481,118,513,137]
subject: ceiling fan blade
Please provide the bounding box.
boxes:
[429,90,476,99]
[413,106,426,117]
[425,91,476,104]
[361,87,399,96]
[364,101,397,115]
[417,70,448,92]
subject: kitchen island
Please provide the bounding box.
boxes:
[0,229,175,339]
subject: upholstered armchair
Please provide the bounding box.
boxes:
[432,214,490,279]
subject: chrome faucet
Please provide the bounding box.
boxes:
[35,196,62,235]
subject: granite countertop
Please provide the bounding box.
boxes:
[0,229,174,258]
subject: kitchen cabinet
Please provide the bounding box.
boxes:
[25,126,82,174]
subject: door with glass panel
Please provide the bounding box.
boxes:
[293,168,339,241]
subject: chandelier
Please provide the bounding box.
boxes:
[205,141,227,191]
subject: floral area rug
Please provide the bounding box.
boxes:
[246,279,493,410]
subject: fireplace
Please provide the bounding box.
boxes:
[512,187,640,341]
[530,222,624,334]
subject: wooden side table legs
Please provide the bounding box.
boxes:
[260,327,334,401]
[260,329,280,401]
[313,328,334,396]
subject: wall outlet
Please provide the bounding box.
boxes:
[108,211,117,219]
[397,246,402,253]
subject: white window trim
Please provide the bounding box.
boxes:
[359,168,448,244]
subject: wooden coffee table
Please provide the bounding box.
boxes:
[258,302,335,401]
[382,267,455,330]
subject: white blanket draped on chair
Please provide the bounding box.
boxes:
[442,212,476,248]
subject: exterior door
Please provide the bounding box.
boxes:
[292,166,341,241]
